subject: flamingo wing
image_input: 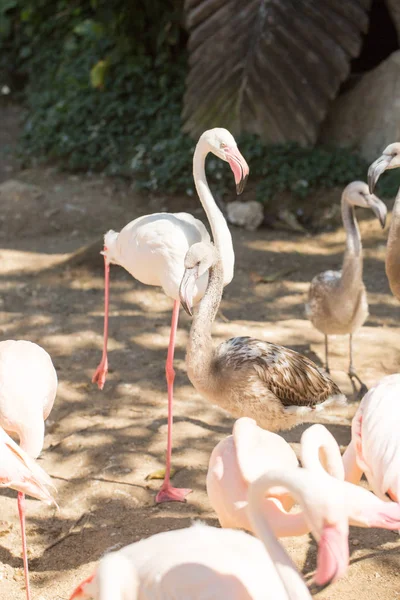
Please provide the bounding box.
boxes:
[352,374,400,501]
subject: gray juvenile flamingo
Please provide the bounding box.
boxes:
[306,181,386,395]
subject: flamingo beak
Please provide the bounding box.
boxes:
[225,146,249,195]
[69,573,95,599]
[314,525,349,588]
[365,194,387,228]
[368,154,393,193]
[179,266,199,316]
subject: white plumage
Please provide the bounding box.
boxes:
[92,128,249,503]
[345,374,400,502]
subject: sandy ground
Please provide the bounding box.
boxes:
[0,104,399,599]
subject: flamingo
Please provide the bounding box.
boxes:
[305,181,386,395]
[207,419,400,537]
[69,467,351,599]
[343,374,400,502]
[0,339,58,600]
[92,128,249,504]
[179,241,346,433]
[368,143,400,301]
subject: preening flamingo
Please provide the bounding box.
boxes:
[92,128,249,504]
[207,417,299,534]
[0,340,58,600]
[69,467,349,600]
[306,181,386,395]
[368,142,400,301]
[207,419,400,537]
[343,374,400,502]
[179,242,346,433]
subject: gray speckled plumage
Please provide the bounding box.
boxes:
[183,244,345,432]
[305,182,386,388]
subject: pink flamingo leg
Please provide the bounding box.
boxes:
[156,300,192,503]
[92,250,110,390]
[18,492,31,600]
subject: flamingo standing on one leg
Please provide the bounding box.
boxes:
[69,467,352,599]
[207,418,400,537]
[0,340,58,600]
[342,374,400,502]
[91,128,249,504]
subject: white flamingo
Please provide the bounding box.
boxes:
[207,419,400,537]
[69,467,351,600]
[92,128,249,504]
[343,374,400,502]
[0,340,58,600]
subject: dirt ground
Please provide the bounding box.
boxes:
[0,104,399,599]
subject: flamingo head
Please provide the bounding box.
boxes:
[180,241,218,315]
[368,143,400,193]
[313,522,349,588]
[298,472,349,589]
[200,128,250,194]
[343,181,387,228]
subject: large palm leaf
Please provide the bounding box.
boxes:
[183,0,371,144]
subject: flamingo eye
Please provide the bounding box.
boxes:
[220,142,227,149]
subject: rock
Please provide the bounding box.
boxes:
[226,200,264,231]
[0,179,43,201]
[386,0,400,44]
[320,51,400,161]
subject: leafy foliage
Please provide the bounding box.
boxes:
[183,0,371,143]
[1,0,397,206]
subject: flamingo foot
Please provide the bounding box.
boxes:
[155,483,192,504]
[92,359,108,390]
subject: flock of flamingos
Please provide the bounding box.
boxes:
[1,128,400,599]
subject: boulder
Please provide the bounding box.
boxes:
[226,200,264,231]
[320,51,400,161]
[386,0,400,43]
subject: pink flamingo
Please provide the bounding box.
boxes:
[343,374,400,502]
[0,339,58,600]
[92,128,249,504]
[69,467,350,599]
[207,418,400,537]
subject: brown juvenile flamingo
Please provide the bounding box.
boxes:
[368,142,400,301]
[179,242,346,433]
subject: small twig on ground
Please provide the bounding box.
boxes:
[42,512,90,553]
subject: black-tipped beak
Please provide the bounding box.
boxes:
[308,576,335,596]
[236,173,249,195]
[368,155,392,193]
[366,195,387,228]
[225,146,250,195]
[179,266,198,316]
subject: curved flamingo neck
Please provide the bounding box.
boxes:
[193,141,234,285]
[342,440,363,485]
[301,425,345,480]
[341,193,362,258]
[386,188,400,299]
[248,471,312,599]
